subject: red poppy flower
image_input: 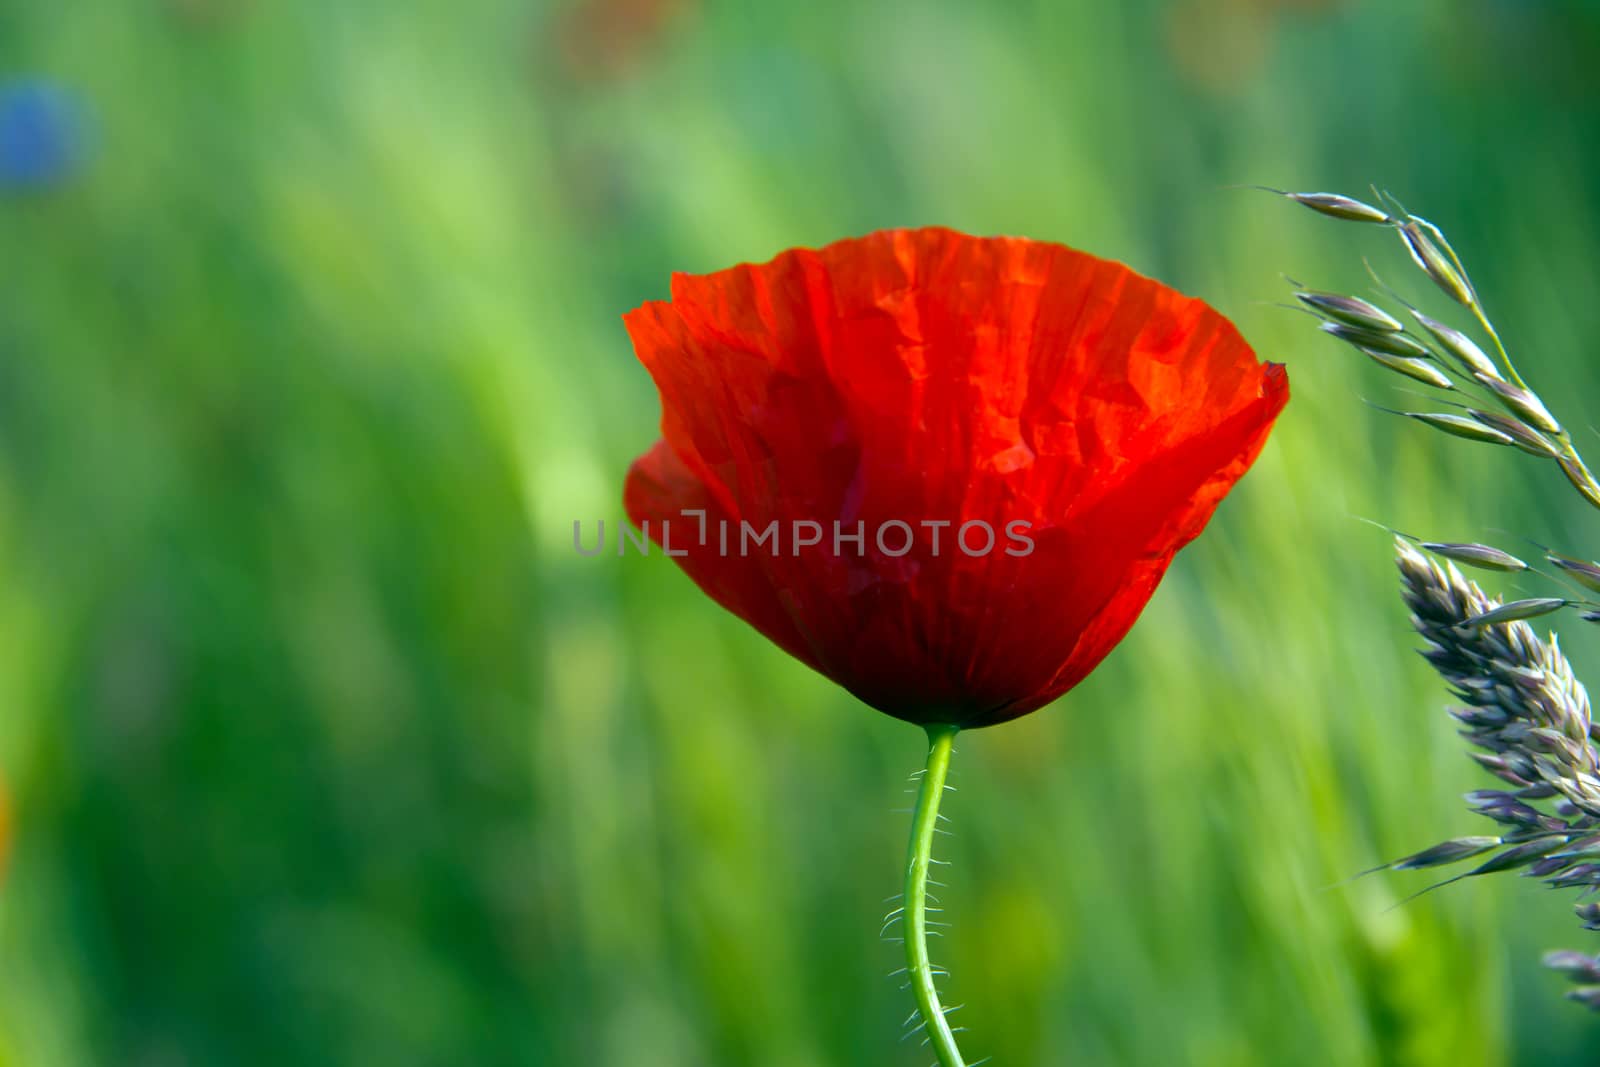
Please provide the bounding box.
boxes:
[623,227,1287,728]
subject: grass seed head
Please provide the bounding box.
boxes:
[1545,951,1600,985]
[1320,321,1433,359]
[1285,191,1390,223]
[1392,836,1503,870]
[1467,410,1559,457]
[1295,290,1404,331]
[1399,221,1477,306]
[1363,350,1453,389]
[1410,310,1500,379]
[1472,838,1565,874]
[1420,542,1528,572]
[1556,456,1600,511]
[1460,598,1570,628]
[1397,538,1600,822]
[1478,376,1563,436]
[1548,556,1600,595]
[1407,412,1515,446]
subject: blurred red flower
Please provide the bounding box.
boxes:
[624,228,1287,728]
[554,0,693,82]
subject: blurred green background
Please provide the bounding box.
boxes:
[3,1,1600,1064]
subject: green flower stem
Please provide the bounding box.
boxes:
[904,724,965,1067]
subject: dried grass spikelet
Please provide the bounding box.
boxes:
[1396,540,1597,813]
[1393,539,1600,1009]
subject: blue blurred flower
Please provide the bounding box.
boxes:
[0,79,88,190]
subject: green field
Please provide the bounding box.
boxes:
[4,2,1600,1064]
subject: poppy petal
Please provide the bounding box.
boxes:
[623,227,1287,727]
